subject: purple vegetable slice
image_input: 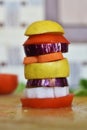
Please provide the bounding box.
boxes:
[26,78,68,88]
[24,43,68,56]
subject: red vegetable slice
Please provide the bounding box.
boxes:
[24,33,70,45]
[21,94,73,108]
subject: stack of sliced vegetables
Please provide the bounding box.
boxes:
[21,20,73,108]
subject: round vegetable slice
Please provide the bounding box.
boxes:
[21,94,73,108]
[26,78,68,87]
[24,20,64,36]
[24,58,70,79]
[24,87,69,98]
[38,52,63,63]
[24,43,68,56]
[23,56,38,64]
[23,52,63,64]
[24,33,69,45]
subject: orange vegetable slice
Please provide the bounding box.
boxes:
[23,33,70,45]
[23,56,38,64]
[38,52,63,63]
[21,94,73,108]
[23,52,64,64]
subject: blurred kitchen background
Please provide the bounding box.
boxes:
[0,0,87,90]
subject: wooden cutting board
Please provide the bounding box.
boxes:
[0,94,87,130]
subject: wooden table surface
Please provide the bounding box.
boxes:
[0,94,87,130]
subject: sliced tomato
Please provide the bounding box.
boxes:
[23,33,70,45]
[21,94,73,108]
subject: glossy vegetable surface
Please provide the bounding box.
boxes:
[24,58,70,79]
[24,43,68,56]
[24,87,69,98]
[21,94,73,108]
[26,78,68,88]
[24,33,69,45]
[24,20,64,36]
[23,52,63,64]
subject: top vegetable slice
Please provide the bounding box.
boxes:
[24,20,64,36]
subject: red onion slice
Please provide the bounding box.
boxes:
[26,78,68,88]
[24,43,68,56]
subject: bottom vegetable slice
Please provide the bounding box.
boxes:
[21,94,73,108]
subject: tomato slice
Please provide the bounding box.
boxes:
[23,33,70,45]
[21,94,73,108]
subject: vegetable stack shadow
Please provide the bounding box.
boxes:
[21,20,73,108]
